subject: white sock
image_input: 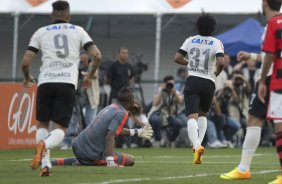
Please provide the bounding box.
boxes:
[187,118,200,150]
[238,126,261,172]
[36,128,48,144]
[198,116,207,144]
[44,129,65,149]
[41,149,52,169]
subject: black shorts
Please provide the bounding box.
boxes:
[36,83,75,128]
[248,76,271,119]
[184,76,215,116]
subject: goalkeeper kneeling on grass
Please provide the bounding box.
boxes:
[52,87,153,167]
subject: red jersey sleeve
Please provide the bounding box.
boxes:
[262,21,276,53]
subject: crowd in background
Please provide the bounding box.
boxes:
[61,48,275,150]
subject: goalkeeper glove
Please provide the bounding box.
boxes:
[130,124,153,140]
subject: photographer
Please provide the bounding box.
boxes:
[148,75,185,147]
[209,96,241,147]
[228,71,251,134]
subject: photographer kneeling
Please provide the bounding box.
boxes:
[228,71,251,132]
[148,75,186,147]
[215,80,241,147]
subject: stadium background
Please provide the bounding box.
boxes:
[0,0,266,104]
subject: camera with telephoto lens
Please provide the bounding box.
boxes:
[234,76,244,87]
[163,82,174,93]
[222,87,232,102]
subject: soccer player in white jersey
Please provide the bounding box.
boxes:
[220,0,281,180]
[174,13,225,164]
[21,1,101,176]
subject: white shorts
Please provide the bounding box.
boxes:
[267,91,282,123]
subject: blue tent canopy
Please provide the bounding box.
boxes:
[216,18,264,57]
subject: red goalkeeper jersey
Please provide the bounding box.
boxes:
[262,14,282,91]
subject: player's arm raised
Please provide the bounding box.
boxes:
[237,51,262,62]
[21,50,36,88]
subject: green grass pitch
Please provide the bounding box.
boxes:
[0,147,279,184]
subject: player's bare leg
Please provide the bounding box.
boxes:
[220,114,262,179]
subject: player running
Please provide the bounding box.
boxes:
[51,87,153,167]
[174,13,225,164]
[220,0,281,180]
[21,0,101,176]
[258,3,282,183]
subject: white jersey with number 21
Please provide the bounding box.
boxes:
[28,23,93,88]
[180,35,224,83]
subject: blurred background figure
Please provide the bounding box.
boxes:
[148,75,185,148]
[228,71,251,139]
[61,52,100,149]
[215,81,242,147]
[215,53,234,91]
[129,52,148,108]
[175,67,187,92]
[242,60,260,93]
[105,47,133,105]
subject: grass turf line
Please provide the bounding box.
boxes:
[0,147,278,184]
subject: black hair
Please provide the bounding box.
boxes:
[163,75,174,83]
[266,0,281,11]
[52,1,70,11]
[196,13,216,36]
[117,87,133,104]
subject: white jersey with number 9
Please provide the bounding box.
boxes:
[28,23,93,88]
[180,35,224,83]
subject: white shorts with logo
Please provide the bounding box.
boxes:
[267,91,282,123]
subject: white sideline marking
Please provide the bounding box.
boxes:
[79,170,280,184]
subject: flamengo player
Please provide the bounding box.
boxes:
[258,5,282,184]
[174,13,224,164]
[220,0,281,181]
[21,1,101,176]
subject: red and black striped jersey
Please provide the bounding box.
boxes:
[262,14,282,91]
